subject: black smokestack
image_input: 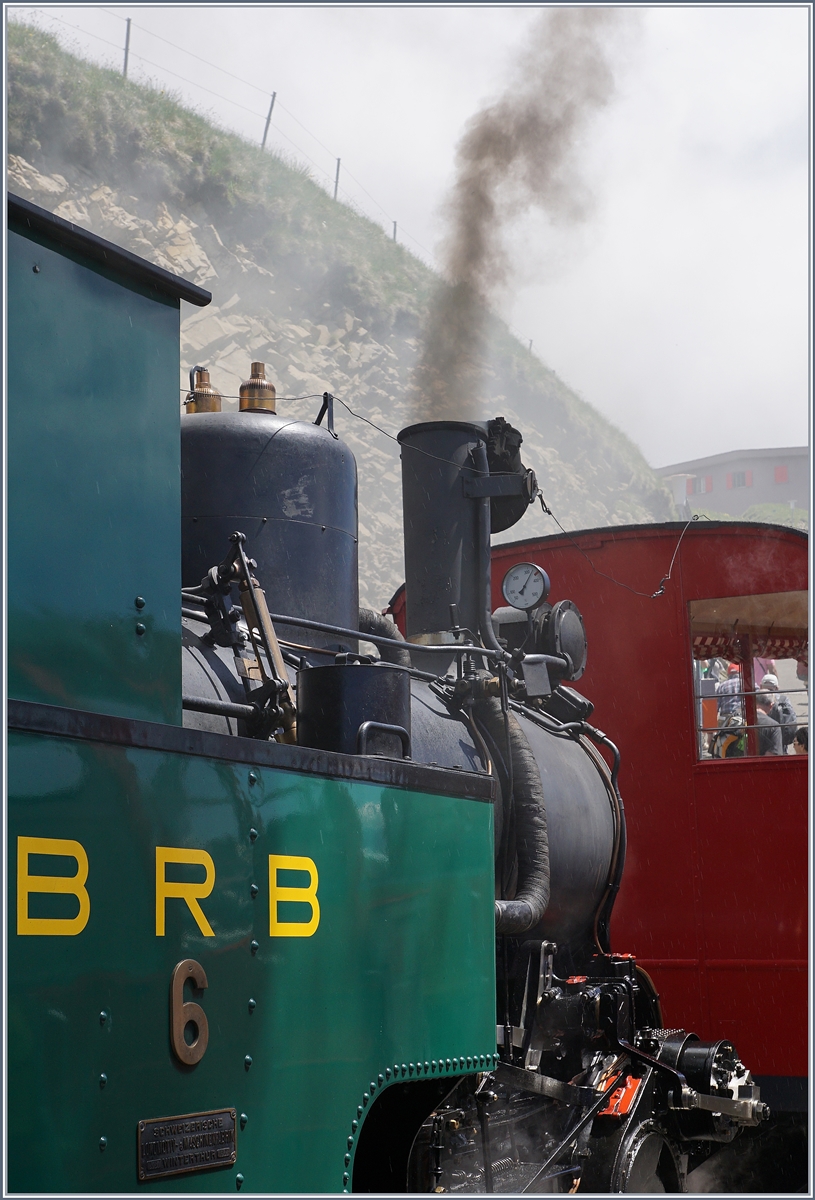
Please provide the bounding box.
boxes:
[412,7,626,420]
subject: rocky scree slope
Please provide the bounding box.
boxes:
[7,23,675,608]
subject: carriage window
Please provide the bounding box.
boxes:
[690,591,808,760]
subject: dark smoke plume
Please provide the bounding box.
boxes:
[412,7,625,420]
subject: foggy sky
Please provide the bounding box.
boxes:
[9,4,810,467]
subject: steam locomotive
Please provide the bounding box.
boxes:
[7,193,768,1194]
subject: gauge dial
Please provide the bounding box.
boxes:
[501,562,550,611]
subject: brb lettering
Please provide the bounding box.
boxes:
[16,837,320,937]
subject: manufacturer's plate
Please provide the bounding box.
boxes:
[137,1107,236,1181]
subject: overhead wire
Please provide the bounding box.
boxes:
[176,384,693,599]
[12,10,464,281]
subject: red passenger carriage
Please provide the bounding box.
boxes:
[392,520,808,1113]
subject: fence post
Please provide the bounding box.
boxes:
[261,92,276,150]
[123,18,131,78]
[333,158,341,201]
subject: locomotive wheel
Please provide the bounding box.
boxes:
[611,1121,683,1193]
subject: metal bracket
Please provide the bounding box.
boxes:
[669,1085,769,1126]
[495,1061,596,1107]
[314,392,339,438]
[356,721,411,759]
[463,473,527,498]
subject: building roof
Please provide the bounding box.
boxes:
[655,446,809,475]
[8,194,212,307]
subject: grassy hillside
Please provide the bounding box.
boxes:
[7,20,677,606]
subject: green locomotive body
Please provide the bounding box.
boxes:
[6,198,494,1193]
[6,196,769,1195]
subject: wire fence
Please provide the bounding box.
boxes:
[11,5,540,355]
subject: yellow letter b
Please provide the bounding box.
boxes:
[269,855,320,937]
[17,836,90,935]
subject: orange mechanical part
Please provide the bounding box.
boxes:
[598,1074,643,1117]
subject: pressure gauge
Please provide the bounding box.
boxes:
[501,562,550,611]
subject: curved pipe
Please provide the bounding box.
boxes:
[584,727,627,951]
[358,608,412,667]
[474,697,550,934]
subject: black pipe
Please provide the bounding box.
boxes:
[182,695,257,720]
[358,608,411,667]
[475,698,550,935]
[267,611,502,660]
[473,442,511,660]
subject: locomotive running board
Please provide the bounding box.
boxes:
[7,699,496,803]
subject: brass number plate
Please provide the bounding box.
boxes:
[170,958,209,1065]
[138,1108,237,1181]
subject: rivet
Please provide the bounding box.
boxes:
[352,1118,359,1130]
[378,1074,384,1085]
[393,1063,399,1075]
[385,1067,391,1079]
[370,1081,376,1093]
[343,1173,350,1186]
[135,622,146,636]
[250,883,258,898]
[192,516,198,523]
[344,1153,351,1167]
[424,1062,430,1073]
[446,1058,451,1069]
[408,1063,414,1075]
[362,1093,369,1106]
[240,1113,248,1129]
[262,517,267,523]
[248,772,258,786]
[99,1073,107,1088]
[236,1173,244,1190]
[249,827,258,842]
[99,1136,107,1151]
[452,1058,458,1070]
[250,940,259,955]
[347,1135,354,1148]
[467,1056,473,1068]
[135,596,146,609]
[33,264,40,273]
[356,1106,363,1118]
[99,1011,108,1025]
[244,1055,253,1070]
[401,1063,407,1076]
[248,998,256,1012]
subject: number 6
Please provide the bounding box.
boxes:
[170,959,209,1065]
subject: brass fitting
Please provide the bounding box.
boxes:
[184,366,222,413]
[239,362,276,412]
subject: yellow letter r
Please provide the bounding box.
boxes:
[155,847,215,937]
